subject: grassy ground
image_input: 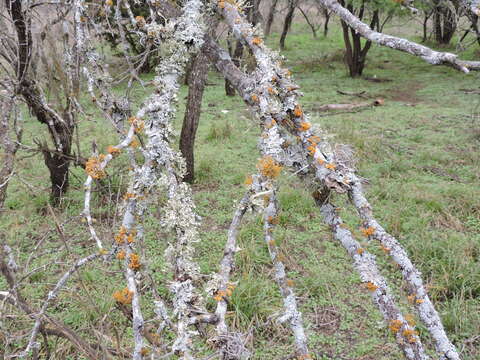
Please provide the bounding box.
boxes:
[1,19,479,359]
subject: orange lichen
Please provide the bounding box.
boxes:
[107,145,120,156]
[266,119,276,129]
[381,244,391,253]
[325,163,336,170]
[356,248,365,255]
[389,319,403,333]
[307,145,316,156]
[407,294,416,304]
[257,156,282,179]
[267,216,279,225]
[117,250,126,260]
[129,138,140,148]
[402,329,418,343]
[267,87,275,95]
[226,283,235,297]
[113,287,133,305]
[297,355,312,360]
[213,289,227,301]
[268,239,275,246]
[135,16,145,26]
[252,37,262,45]
[127,233,135,244]
[307,136,321,144]
[286,279,295,287]
[317,158,325,165]
[128,253,141,270]
[128,116,144,133]
[293,105,303,117]
[298,122,311,131]
[405,314,416,327]
[114,226,128,244]
[251,94,259,103]
[360,226,375,237]
[140,348,150,356]
[85,154,107,179]
[365,281,378,292]
[123,192,136,200]
[416,298,425,304]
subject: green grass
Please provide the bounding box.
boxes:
[1,19,479,359]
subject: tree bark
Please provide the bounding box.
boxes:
[280,0,297,50]
[433,0,458,44]
[0,95,18,212]
[340,1,378,77]
[180,51,209,183]
[265,0,279,36]
[323,8,331,36]
[225,39,243,96]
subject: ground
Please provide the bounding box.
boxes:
[1,18,479,359]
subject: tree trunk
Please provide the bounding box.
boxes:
[433,1,457,45]
[249,0,263,26]
[265,0,279,36]
[0,96,19,212]
[340,2,377,77]
[323,9,330,37]
[180,51,209,183]
[280,0,297,50]
[225,40,243,96]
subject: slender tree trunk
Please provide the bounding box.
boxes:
[422,11,433,42]
[280,0,297,50]
[250,0,263,26]
[433,1,457,45]
[265,0,279,36]
[225,39,243,96]
[180,51,209,183]
[0,95,19,212]
[340,2,377,77]
[323,9,330,36]
[298,5,317,38]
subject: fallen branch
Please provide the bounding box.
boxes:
[314,99,384,112]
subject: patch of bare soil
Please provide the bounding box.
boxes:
[386,81,424,104]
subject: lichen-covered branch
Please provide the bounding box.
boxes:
[210,191,251,359]
[349,179,461,360]
[257,176,309,358]
[316,0,480,72]
[111,0,206,358]
[318,202,428,359]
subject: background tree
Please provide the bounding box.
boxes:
[0,0,82,204]
[337,0,403,77]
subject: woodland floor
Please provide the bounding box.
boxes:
[1,19,480,359]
